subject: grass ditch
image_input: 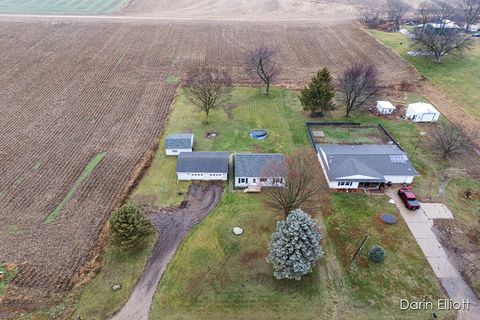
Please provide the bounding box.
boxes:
[45,152,106,223]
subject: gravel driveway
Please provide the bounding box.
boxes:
[111,182,223,320]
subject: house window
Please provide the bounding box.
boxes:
[240,178,246,183]
[259,177,267,182]
[338,182,352,187]
[273,177,283,184]
[252,178,256,183]
[172,150,177,153]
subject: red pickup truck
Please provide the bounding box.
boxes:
[398,188,421,210]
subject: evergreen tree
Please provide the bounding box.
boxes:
[368,245,386,263]
[299,68,335,115]
[267,209,323,280]
[109,204,154,248]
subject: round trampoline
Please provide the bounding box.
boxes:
[250,129,268,140]
[381,214,397,225]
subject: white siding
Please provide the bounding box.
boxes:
[384,175,414,184]
[408,113,439,122]
[177,172,227,181]
[235,176,284,188]
[329,181,359,189]
[166,148,192,156]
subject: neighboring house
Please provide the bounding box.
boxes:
[316,144,418,189]
[405,102,440,122]
[467,24,479,32]
[234,153,286,188]
[176,151,229,181]
[417,20,460,32]
[376,101,396,115]
[165,133,194,156]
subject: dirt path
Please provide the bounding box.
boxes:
[111,182,223,320]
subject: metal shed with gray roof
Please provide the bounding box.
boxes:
[176,151,229,181]
[234,153,285,188]
[316,144,418,189]
[165,133,194,156]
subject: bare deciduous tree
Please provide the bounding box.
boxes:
[386,0,409,31]
[262,148,323,219]
[360,1,385,27]
[432,122,465,159]
[186,67,232,123]
[413,2,474,63]
[460,0,480,32]
[245,47,280,94]
[339,63,378,117]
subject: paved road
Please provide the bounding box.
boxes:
[386,189,480,320]
[111,183,223,320]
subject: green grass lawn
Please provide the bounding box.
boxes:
[62,86,477,319]
[313,126,387,144]
[141,87,453,319]
[369,29,480,122]
[0,0,130,14]
[150,193,450,319]
[132,87,310,207]
[71,233,156,319]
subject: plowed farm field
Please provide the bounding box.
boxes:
[0,19,419,307]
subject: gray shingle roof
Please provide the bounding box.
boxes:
[166,133,193,149]
[176,152,229,173]
[317,144,418,182]
[235,153,285,177]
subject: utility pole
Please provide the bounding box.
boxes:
[348,234,369,271]
[410,131,426,163]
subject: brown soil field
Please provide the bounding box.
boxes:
[118,0,425,20]
[0,19,419,311]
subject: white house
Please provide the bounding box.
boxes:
[316,144,418,189]
[405,102,440,122]
[176,152,229,181]
[467,24,479,32]
[376,101,396,115]
[234,153,285,189]
[165,133,194,156]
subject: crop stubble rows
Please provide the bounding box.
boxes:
[0,20,418,298]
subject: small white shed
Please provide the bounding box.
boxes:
[376,101,396,115]
[405,102,440,122]
[165,133,194,156]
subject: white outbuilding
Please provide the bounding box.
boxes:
[376,101,396,115]
[165,133,194,156]
[176,152,229,181]
[405,102,440,122]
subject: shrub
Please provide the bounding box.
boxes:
[267,209,323,280]
[109,204,154,248]
[368,245,386,263]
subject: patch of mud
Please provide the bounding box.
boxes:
[433,220,480,298]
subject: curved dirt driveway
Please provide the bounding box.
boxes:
[111,182,223,320]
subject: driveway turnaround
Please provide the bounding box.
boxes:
[111,183,223,320]
[386,189,480,320]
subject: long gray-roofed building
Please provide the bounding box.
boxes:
[234,153,285,188]
[316,144,418,189]
[176,151,229,181]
